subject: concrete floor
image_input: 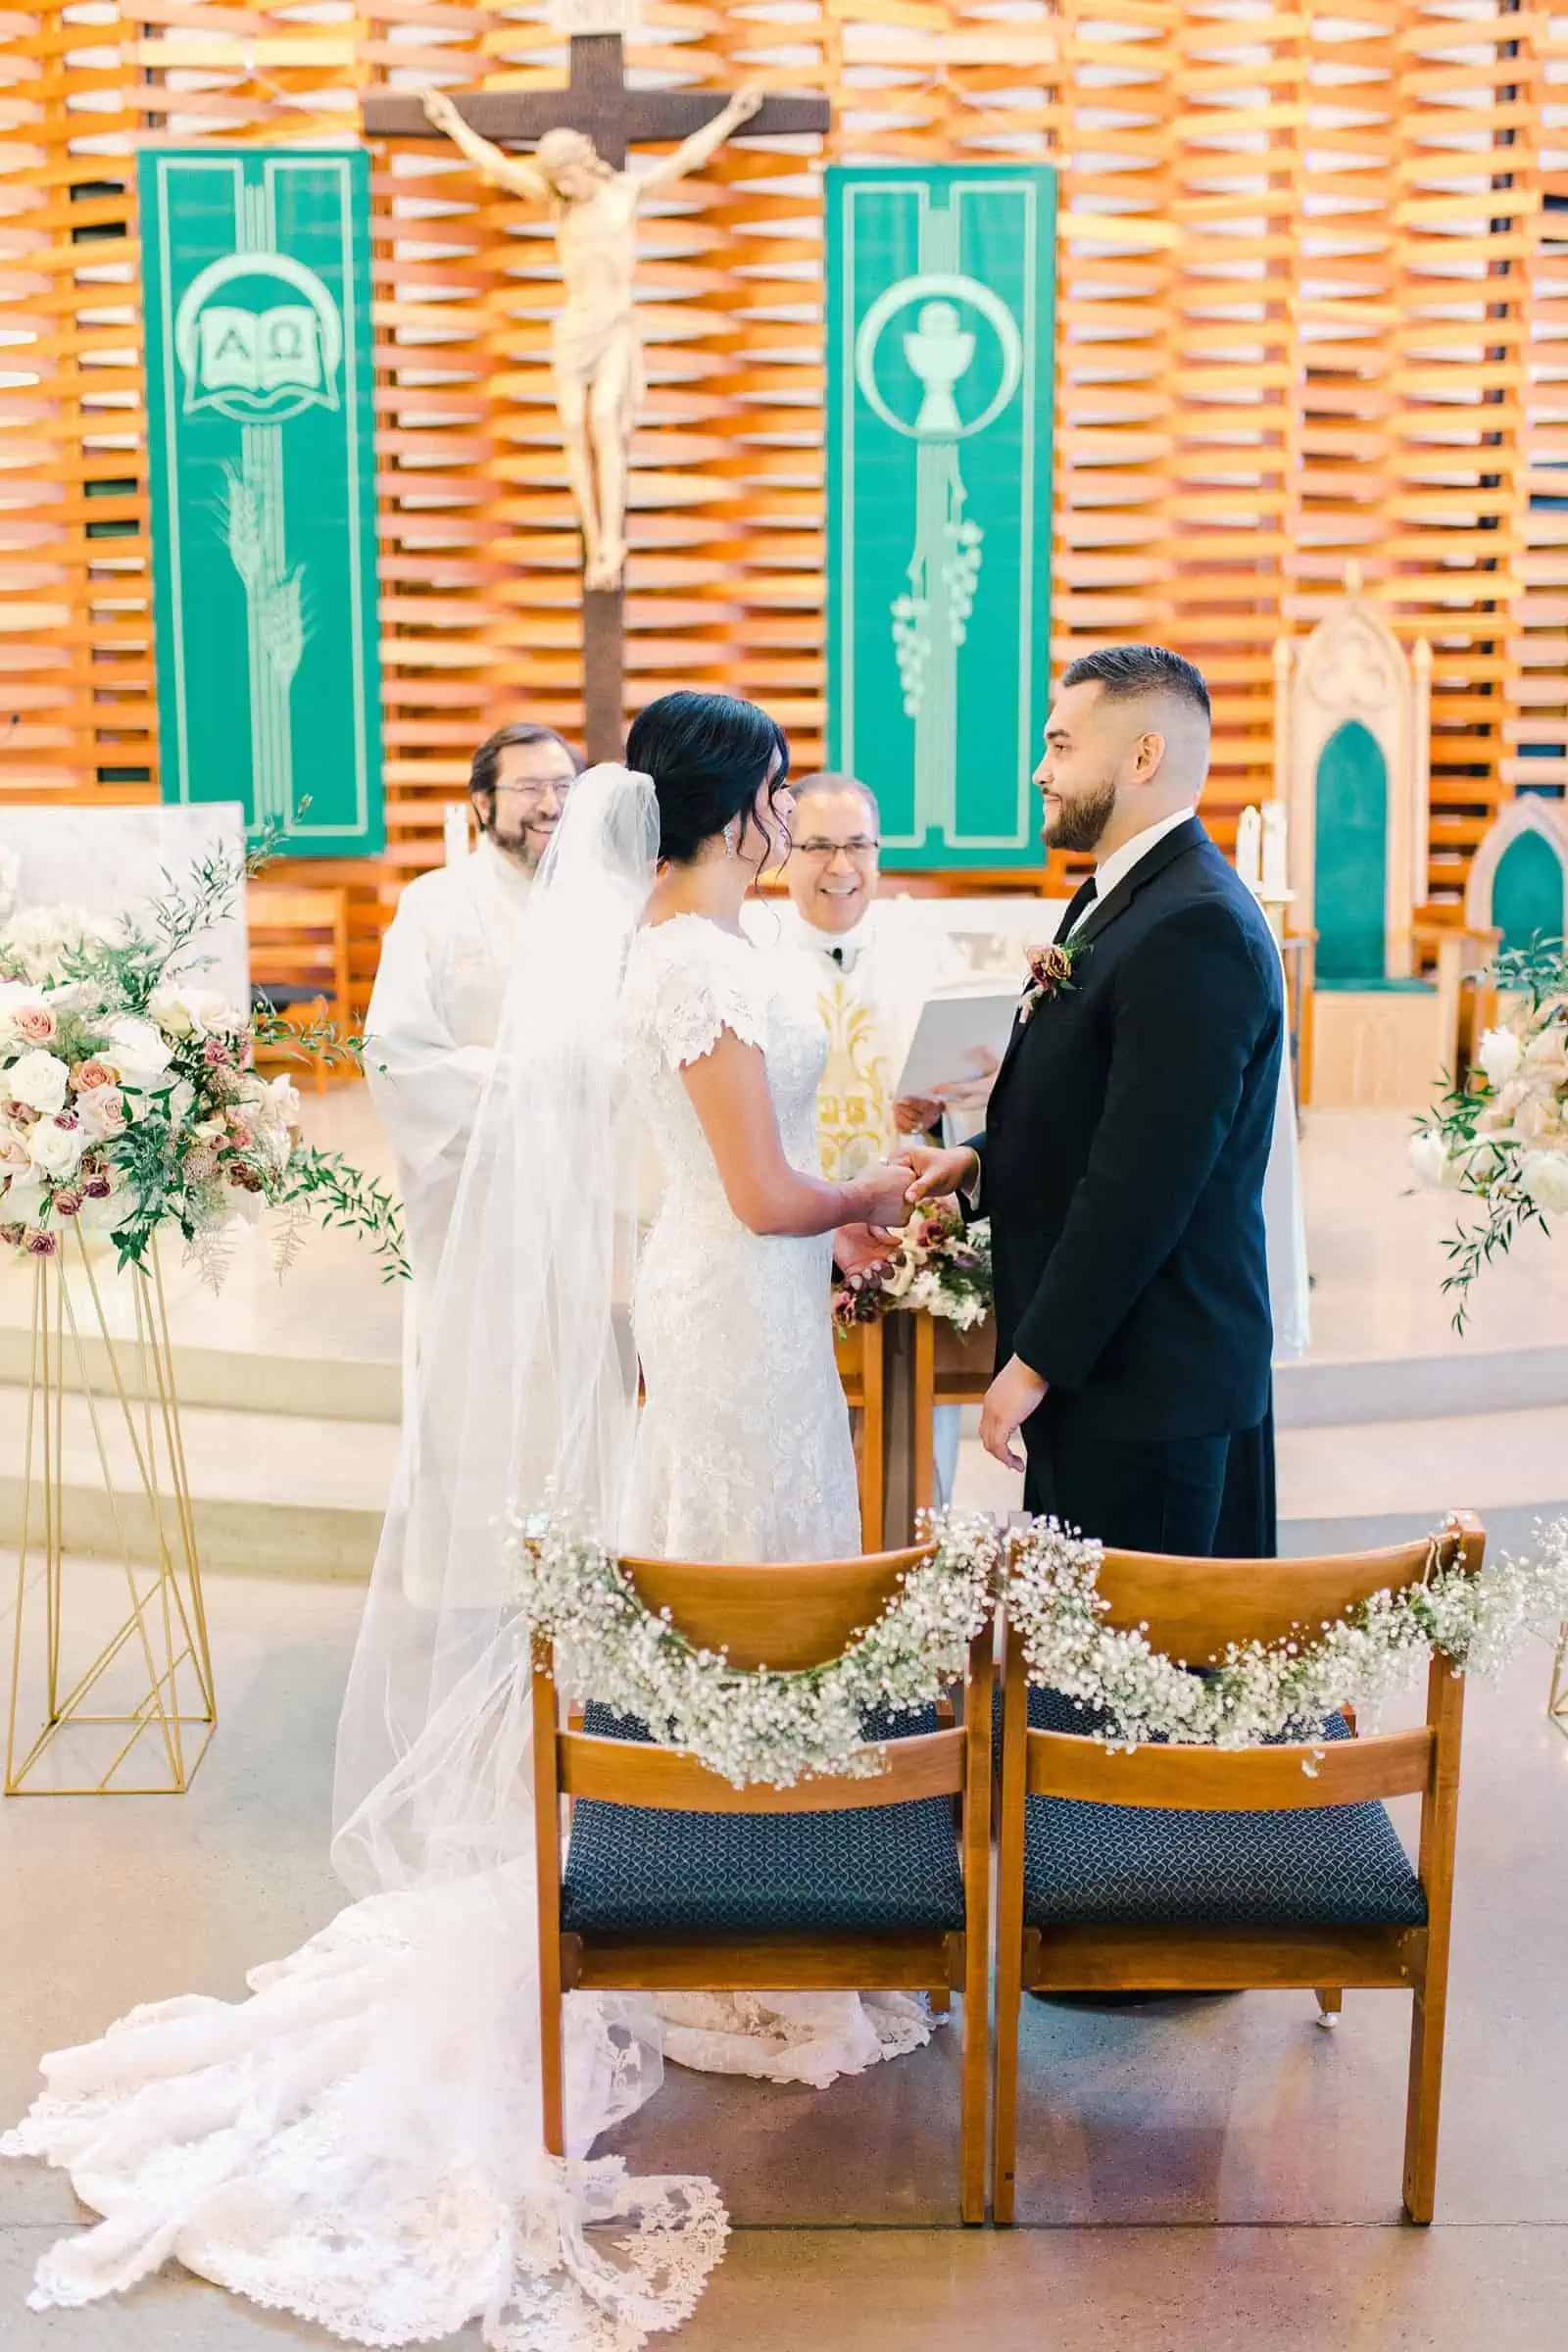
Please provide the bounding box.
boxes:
[4,1568,1568,2349]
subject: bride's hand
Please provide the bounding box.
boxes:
[834,1221,895,1286]
[847,1160,917,1230]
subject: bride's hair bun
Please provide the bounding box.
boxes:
[626,691,790,867]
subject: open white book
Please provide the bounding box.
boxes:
[894,978,1019,1118]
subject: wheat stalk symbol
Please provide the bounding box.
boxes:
[221,437,306,831]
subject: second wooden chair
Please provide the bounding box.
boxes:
[993,1517,1483,2229]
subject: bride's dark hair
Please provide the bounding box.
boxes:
[626,691,790,867]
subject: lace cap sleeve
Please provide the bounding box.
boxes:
[625,917,769,1069]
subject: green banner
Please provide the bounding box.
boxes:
[825,166,1056,866]
[139,149,383,855]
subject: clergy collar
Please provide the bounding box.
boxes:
[787,904,875,969]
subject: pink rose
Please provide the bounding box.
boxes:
[52,1109,78,1130]
[14,1005,56,1044]
[51,1188,82,1218]
[203,1037,232,1067]
[80,1087,125,1141]
[24,1228,57,1256]
[82,1172,112,1201]
[70,1059,116,1093]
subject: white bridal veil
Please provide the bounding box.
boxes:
[5,765,730,2352]
[332,761,659,1896]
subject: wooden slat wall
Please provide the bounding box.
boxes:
[2,0,1563,934]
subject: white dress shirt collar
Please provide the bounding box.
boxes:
[1091,804,1198,906]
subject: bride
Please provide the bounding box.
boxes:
[4,694,923,2349]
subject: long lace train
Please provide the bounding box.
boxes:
[1,1866,726,2351]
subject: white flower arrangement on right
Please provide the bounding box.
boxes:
[1004,1514,1568,1761]
[1410,936,1567,1326]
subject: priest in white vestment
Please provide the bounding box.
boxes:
[744,772,969,1169]
[746,772,969,1497]
[365,721,581,1289]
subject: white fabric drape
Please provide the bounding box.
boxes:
[363,837,532,1290]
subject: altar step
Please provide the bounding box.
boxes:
[0,1377,396,1581]
[0,1331,1563,1584]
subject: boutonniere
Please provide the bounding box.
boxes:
[1019,937,1085,1024]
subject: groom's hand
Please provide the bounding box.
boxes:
[980,1354,1049,1473]
[892,1142,978,1204]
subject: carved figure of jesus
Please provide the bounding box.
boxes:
[422,85,762,591]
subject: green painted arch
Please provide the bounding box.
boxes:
[1314,718,1388,984]
[1491,824,1566,953]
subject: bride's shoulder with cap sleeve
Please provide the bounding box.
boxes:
[622,915,768,1068]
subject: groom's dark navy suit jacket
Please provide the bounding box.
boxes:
[976,814,1283,1446]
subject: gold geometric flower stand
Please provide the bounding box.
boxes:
[1550,1623,1568,1739]
[5,1228,216,1795]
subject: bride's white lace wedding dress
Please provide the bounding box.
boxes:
[3,898,930,2347]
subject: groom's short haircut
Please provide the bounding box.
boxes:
[793,769,881,831]
[1061,644,1211,727]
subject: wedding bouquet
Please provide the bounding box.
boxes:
[833,1200,992,1333]
[1411,936,1568,1328]
[0,846,405,1282]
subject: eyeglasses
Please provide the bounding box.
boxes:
[492,776,576,807]
[795,836,879,860]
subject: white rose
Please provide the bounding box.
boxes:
[1523,1024,1568,1084]
[146,987,194,1040]
[1520,1150,1568,1216]
[5,1048,70,1115]
[99,1014,173,1091]
[1511,1090,1560,1147]
[25,1119,83,1180]
[1476,1027,1524,1088]
[266,1075,302,1128]
[1408,1130,1459,1191]
[187,989,237,1038]
[149,986,237,1042]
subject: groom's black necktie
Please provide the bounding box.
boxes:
[1058,872,1099,942]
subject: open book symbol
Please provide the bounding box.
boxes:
[196,305,325,401]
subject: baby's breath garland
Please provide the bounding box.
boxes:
[1006,1514,1568,1760]
[508,1510,999,1789]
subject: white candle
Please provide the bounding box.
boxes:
[443,800,470,865]
[1236,805,1263,893]
[1261,801,1289,898]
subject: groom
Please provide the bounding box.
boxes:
[900,645,1284,1555]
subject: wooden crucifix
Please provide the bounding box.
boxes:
[364,37,830,764]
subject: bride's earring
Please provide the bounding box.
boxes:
[722,821,736,861]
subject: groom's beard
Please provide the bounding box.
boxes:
[1043,777,1117,854]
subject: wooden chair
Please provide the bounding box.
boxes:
[246,880,353,1093]
[532,1544,993,2221]
[993,1515,1484,2229]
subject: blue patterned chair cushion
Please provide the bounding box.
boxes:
[561,1702,965,1937]
[1020,1689,1427,1932]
